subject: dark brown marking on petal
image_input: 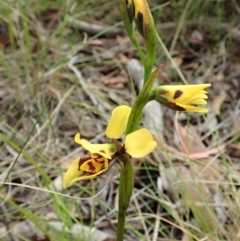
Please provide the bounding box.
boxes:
[173,90,183,99]
[137,12,144,36]
[137,12,143,27]
[95,157,102,162]
[99,149,106,154]
[98,159,105,164]
[78,156,91,170]
[100,159,111,171]
[158,98,186,111]
[87,161,96,173]
[170,102,185,111]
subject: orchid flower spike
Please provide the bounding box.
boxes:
[62,105,157,188]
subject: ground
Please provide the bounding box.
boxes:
[0,0,240,240]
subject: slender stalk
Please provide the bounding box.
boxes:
[126,65,162,134]
[116,66,162,241]
[116,155,134,241]
[116,2,160,240]
[116,206,127,241]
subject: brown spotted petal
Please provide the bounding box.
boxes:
[62,155,111,188]
[151,84,211,113]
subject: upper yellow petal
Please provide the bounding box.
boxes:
[75,133,116,159]
[105,105,132,139]
[62,157,83,188]
[124,128,157,158]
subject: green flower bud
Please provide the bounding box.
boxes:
[119,0,135,38]
[132,0,156,81]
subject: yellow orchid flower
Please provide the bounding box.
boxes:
[62,154,113,189]
[152,84,211,113]
[62,105,157,188]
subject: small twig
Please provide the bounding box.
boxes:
[156,19,236,32]
[67,17,126,37]
[0,181,108,201]
[170,0,192,53]
[67,55,107,134]
[0,161,13,206]
[152,204,160,241]
[132,195,151,241]
[68,56,105,113]
[174,111,189,155]
[231,0,240,14]
[219,24,240,79]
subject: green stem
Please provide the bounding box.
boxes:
[129,34,152,84]
[144,67,151,86]
[116,155,134,241]
[126,65,162,134]
[130,35,146,68]
[116,66,162,241]
[130,34,154,85]
[116,206,127,241]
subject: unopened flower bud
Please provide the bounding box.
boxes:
[132,0,156,78]
[120,0,135,37]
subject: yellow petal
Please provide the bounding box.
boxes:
[62,157,83,188]
[183,93,208,105]
[75,133,116,159]
[176,103,208,113]
[105,105,131,139]
[124,128,157,158]
[65,170,105,185]
[189,98,207,105]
